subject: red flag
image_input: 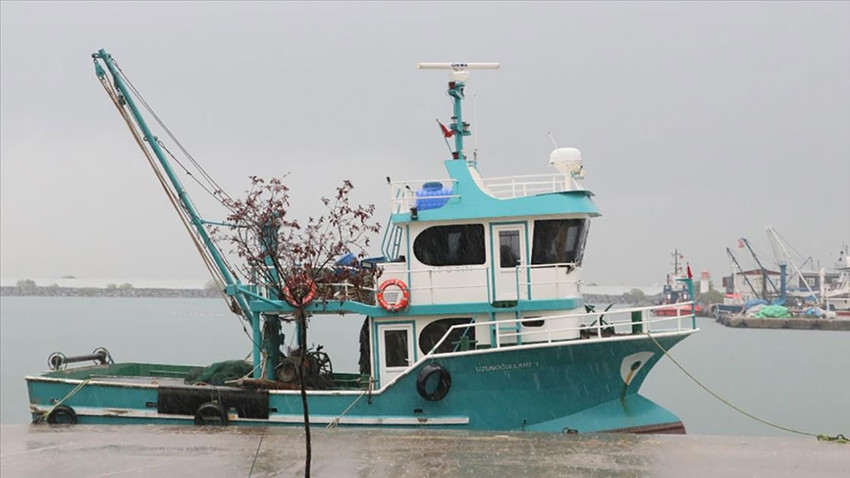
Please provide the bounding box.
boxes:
[686,263,693,279]
[437,120,454,138]
[737,238,745,248]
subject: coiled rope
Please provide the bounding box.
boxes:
[646,333,847,443]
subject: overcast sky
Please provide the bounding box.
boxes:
[1,1,848,287]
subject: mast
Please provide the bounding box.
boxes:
[417,63,499,165]
[672,249,680,279]
[92,49,263,375]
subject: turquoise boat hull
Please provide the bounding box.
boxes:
[27,331,690,433]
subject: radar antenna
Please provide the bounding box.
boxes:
[417,62,500,164]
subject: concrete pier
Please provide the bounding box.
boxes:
[1,425,848,477]
[718,316,850,330]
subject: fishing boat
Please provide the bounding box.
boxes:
[653,250,702,317]
[26,51,698,434]
[822,246,850,317]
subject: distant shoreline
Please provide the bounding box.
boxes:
[0,286,220,299]
[0,285,658,304]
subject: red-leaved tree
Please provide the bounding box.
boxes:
[215,176,380,477]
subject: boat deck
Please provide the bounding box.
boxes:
[30,363,367,391]
[1,425,846,478]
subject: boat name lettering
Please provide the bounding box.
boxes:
[474,361,537,373]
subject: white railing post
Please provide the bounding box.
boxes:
[596,314,602,338]
[676,305,682,332]
[428,270,434,305]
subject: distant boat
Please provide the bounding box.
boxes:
[653,250,702,317]
[824,247,850,316]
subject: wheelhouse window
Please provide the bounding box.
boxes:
[413,224,486,266]
[419,318,476,354]
[531,219,589,266]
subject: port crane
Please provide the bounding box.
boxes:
[738,237,781,301]
[765,225,818,301]
[726,247,760,299]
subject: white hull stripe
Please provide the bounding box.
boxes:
[30,406,469,426]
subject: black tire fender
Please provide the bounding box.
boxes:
[194,401,228,426]
[416,363,452,401]
[47,404,78,425]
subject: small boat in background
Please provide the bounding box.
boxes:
[653,250,702,317]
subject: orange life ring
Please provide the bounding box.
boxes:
[283,275,318,307]
[377,279,410,312]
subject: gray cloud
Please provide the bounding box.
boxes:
[1,1,848,287]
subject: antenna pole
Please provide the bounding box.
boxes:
[417,63,500,164]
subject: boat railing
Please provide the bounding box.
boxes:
[281,265,492,306]
[381,265,492,304]
[514,263,581,299]
[480,173,579,199]
[369,302,697,393]
[425,302,698,356]
[313,263,584,306]
[389,178,460,214]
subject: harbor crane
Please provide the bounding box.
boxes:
[726,247,760,299]
[738,237,781,300]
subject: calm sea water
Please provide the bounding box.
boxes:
[1,296,848,437]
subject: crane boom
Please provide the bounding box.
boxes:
[92,49,263,375]
[765,225,817,299]
[727,247,760,298]
[739,237,780,297]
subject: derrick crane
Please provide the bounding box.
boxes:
[91,49,264,376]
[738,237,780,299]
[726,247,759,299]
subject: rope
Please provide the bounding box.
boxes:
[248,426,267,477]
[156,138,237,214]
[113,60,235,205]
[646,333,846,443]
[327,386,371,429]
[99,76,223,282]
[34,379,91,423]
[98,74,252,336]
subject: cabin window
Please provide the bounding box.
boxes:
[499,230,521,268]
[413,224,486,266]
[383,329,410,367]
[522,316,545,327]
[531,219,589,266]
[419,318,476,354]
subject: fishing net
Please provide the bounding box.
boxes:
[184,360,253,385]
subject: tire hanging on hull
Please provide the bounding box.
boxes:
[416,363,452,401]
[46,405,78,425]
[194,401,228,426]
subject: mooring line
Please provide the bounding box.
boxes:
[248,426,267,477]
[646,332,847,444]
[33,379,91,424]
[327,389,368,429]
